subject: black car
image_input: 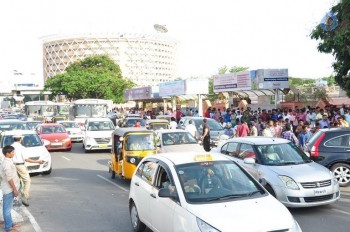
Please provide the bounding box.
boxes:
[307,128,350,187]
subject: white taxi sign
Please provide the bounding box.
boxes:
[194,154,213,162]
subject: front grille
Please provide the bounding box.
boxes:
[300,179,331,188]
[304,194,334,202]
[95,138,111,144]
[29,156,40,161]
[27,165,40,171]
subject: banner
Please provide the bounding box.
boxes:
[213,71,251,93]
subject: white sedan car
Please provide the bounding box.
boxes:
[0,130,52,175]
[58,121,84,142]
[129,152,302,232]
[212,137,340,208]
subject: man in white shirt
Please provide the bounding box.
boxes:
[170,117,178,130]
[185,120,198,139]
[12,134,44,207]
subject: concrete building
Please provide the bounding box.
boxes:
[42,33,178,86]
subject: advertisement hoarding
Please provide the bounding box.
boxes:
[124,87,152,101]
[213,71,251,93]
[252,69,289,89]
[159,80,185,97]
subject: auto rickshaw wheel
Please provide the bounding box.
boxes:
[110,167,116,179]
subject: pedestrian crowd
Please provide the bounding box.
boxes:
[202,104,350,152]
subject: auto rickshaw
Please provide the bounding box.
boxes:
[146,119,169,131]
[109,127,157,180]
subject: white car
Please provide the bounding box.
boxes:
[155,129,203,153]
[212,137,340,208]
[58,121,84,142]
[83,118,115,152]
[0,130,52,175]
[129,152,302,232]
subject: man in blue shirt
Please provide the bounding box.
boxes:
[298,125,312,151]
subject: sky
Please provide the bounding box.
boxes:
[0,0,339,86]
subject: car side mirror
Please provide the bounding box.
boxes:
[259,178,267,186]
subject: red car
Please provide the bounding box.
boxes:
[36,123,72,151]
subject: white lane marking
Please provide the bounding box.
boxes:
[97,175,128,192]
[331,208,350,216]
[62,156,70,161]
[22,206,42,232]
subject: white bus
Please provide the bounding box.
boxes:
[24,101,70,122]
[69,99,113,124]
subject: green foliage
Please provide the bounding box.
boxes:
[311,87,329,101]
[322,75,336,86]
[311,0,350,96]
[44,55,135,103]
[288,77,315,87]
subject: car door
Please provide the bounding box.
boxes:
[149,163,177,232]
[131,160,159,227]
[236,143,259,179]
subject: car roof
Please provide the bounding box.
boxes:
[319,128,350,133]
[147,119,169,123]
[156,129,187,133]
[112,127,153,136]
[40,123,64,127]
[57,121,77,123]
[224,137,290,145]
[86,118,112,122]
[1,130,37,135]
[0,120,24,123]
[151,152,230,165]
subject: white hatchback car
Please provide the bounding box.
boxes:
[58,121,84,142]
[83,118,115,152]
[212,137,340,208]
[129,152,302,232]
[0,130,52,175]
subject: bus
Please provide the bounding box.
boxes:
[24,101,70,122]
[69,99,113,125]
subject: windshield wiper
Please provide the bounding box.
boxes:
[273,161,299,166]
[206,194,247,201]
[247,190,263,197]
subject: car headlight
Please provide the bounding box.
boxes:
[330,171,338,185]
[63,138,71,142]
[196,217,219,232]
[279,176,299,190]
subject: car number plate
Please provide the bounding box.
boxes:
[51,142,62,146]
[99,144,108,148]
[314,188,327,196]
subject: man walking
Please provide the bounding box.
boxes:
[201,118,211,152]
[12,134,44,207]
[1,145,21,232]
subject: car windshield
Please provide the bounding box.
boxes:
[256,143,311,166]
[60,122,79,128]
[127,119,146,127]
[26,122,41,130]
[193,119,223,131]
[162,132,197,146]
[175,160,264,203]
[41,126,66,134]
[125,134,155,151]
[149,123,168,130]
[2,134,42,147]
[87,121,114,131]
[0,123,29,131]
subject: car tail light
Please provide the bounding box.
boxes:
[310,133,325,157]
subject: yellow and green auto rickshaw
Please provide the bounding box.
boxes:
[109,127,157,180]
[146,119,170,131]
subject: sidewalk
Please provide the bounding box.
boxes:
[0,202,36,232]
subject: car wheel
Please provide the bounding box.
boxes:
[43,167,52,175]
[264,184,276,198]
[331,163,350,187]
[130,202,146,232]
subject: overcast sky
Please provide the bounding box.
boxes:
[0,0,338,85]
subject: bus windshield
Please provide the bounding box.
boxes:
[75,104,107,118]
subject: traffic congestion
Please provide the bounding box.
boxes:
[0,100,350,232]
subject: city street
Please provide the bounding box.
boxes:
[21,143,350,232]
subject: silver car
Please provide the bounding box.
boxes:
[212,137,340,208]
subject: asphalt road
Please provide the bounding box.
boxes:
[20,143,350,232]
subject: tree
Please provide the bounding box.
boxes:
[44,55,135,102]
[311,0,350,96]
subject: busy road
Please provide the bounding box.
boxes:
[19,143,350,232]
